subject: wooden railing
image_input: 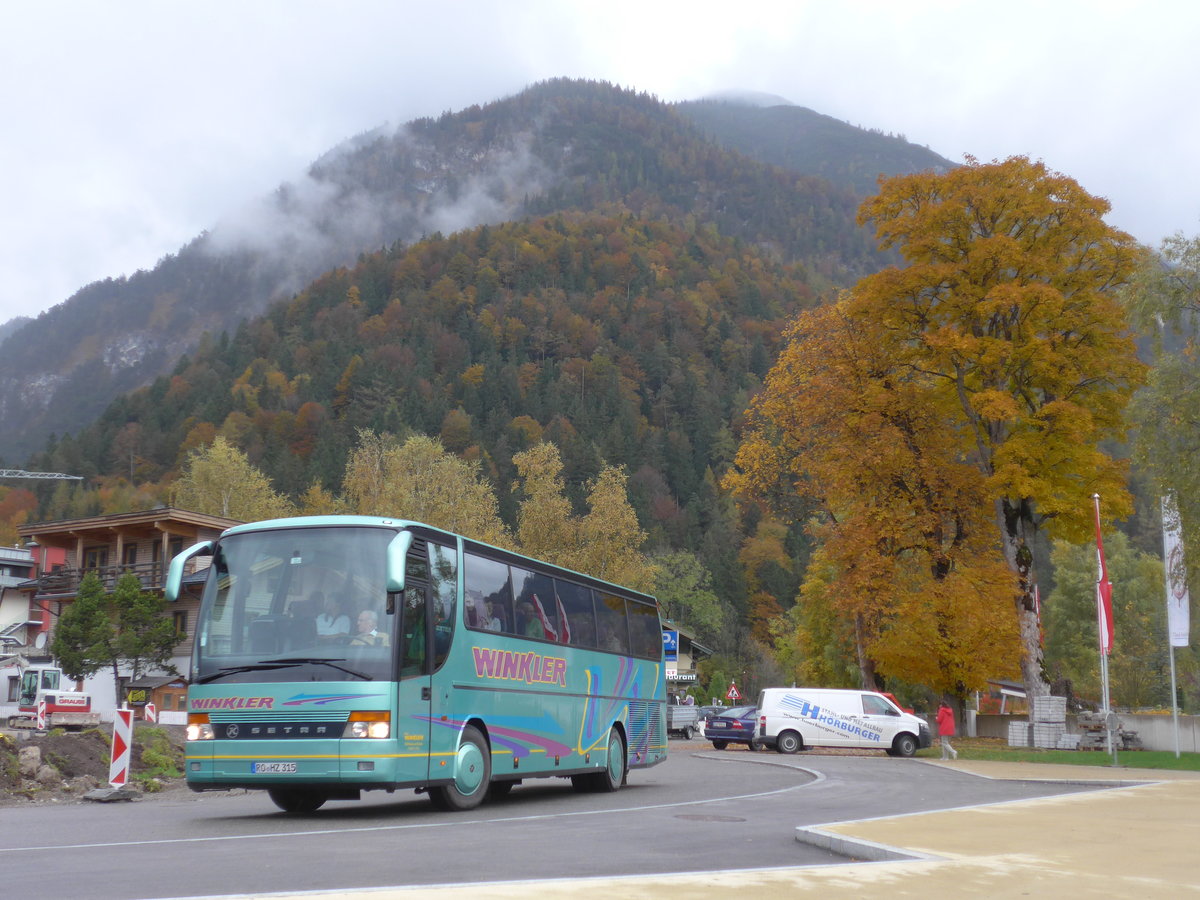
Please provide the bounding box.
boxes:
[32,558,207,596]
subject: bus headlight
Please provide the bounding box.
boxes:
[345,711,390,739]
[187,713,215,741]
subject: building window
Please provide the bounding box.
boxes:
[84,547,109,571]
[6,676,18,702]
[122,544,138,567]
[173,611,188,639]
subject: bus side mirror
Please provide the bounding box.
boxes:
[165,540,215,602]
[385,531,413,599]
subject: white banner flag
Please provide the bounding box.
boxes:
[1162,494,1191,647]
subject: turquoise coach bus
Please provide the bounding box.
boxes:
[166,516,667,813]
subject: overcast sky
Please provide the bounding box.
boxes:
[2,1,1196,326]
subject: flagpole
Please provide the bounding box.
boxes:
[1092,494,1117,765]
[1168,644,1180,758]
[1161,493,1190,759]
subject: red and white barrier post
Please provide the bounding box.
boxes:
[108,708,134,789]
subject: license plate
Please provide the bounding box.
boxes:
[252,762,298,774]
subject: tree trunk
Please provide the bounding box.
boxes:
[854,613,876,690]
[996,500,1049,700]
[112,660,124,707]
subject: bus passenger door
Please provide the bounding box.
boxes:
[395,576,432,783]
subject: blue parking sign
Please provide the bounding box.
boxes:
[662,630,678,662]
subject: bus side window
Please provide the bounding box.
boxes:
[627,600,661,659]
[512,566,557,641]
[464,553,513,636]
[555,580,596,648]
[595,593,630,655]
[428,543,457,669]
[401,585,427,675]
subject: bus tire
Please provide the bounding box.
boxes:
[776,730,802,754]
[267,788,327,813]
[595,727,627,792]
[430,725,490,811]
[574,727,627,793]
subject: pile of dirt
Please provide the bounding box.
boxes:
[0,724,187,805]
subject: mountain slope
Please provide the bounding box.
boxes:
[34,212,817,543]
[1,79,940,461]
[676,97,955,197]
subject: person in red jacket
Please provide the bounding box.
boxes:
[936,699,958,760]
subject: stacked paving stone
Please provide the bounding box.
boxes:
[1007,719,1031,747]
[1031,695,1067,749]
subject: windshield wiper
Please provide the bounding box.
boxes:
[267,657,373,681]
[198,657,373,683]
[196,661,303,684]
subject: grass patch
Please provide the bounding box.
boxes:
[918,737,1200,771]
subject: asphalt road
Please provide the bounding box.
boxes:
[1,745,1103,900]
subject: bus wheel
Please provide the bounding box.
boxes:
[267,788,327,813]
[596,727,627,792]
[431,725,491,811]
[572,727,627,793]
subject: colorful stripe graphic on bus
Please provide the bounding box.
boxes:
[421,715,573,759]
[579,657,654,761]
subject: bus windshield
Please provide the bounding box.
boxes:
[193,525,396,684]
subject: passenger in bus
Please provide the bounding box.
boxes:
[350,609,390,647]
[517,601,543,638]
[485,601,504,631]
[600,622,623,652]
[315,592,350,641]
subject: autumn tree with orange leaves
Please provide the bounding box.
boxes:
[729,157,1145,699]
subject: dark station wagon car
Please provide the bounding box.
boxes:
[702,704,761,750]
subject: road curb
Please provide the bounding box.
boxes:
[794,823,938,862]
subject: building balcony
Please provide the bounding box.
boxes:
[23,558,209,599]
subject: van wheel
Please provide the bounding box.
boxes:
[430,725,490,811]
[776,730,802,754]
[892,733,918,758]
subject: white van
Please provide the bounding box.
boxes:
[758,688,932,757]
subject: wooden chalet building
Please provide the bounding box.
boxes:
[10,507,240,718]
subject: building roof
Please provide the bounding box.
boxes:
[18,507,241,543]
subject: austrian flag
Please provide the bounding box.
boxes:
[1092,494,1115,655]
